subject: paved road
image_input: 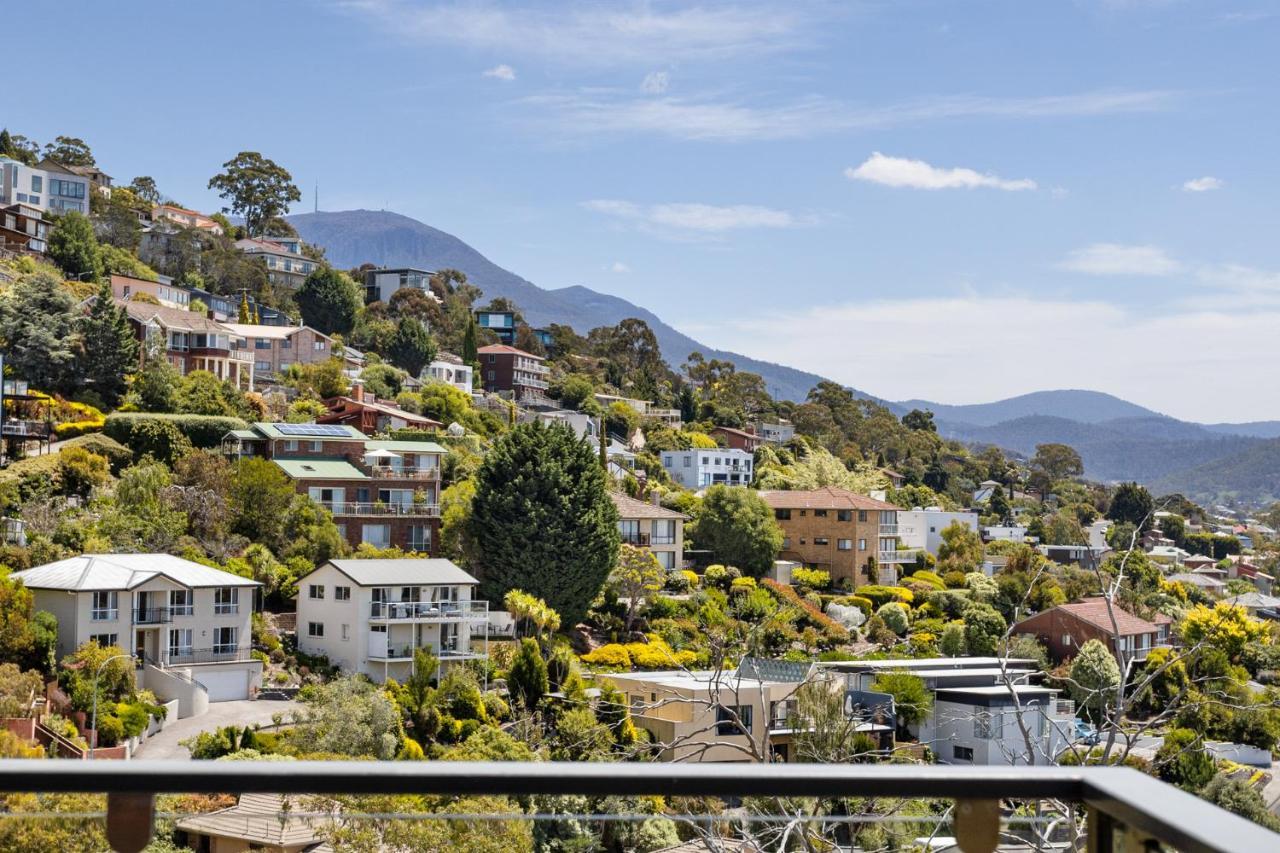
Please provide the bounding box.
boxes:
[133,698,300,760]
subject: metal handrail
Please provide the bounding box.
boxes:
[0,762,1272,852]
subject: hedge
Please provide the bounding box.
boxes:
[105,413,248,449]
[0,434,132,485]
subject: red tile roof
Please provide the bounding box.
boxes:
[609,492,688,520]
[1038,599,1162,636]
[477,344,542,359]
[757,486,899,511]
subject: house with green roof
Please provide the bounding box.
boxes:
[222,423,445,553]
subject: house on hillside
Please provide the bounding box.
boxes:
[758,486,910,586]
[710,425,762,453]
[363,266,437,304]
[11,554,261,710]
[223,321,344,382]
[477,344,551,404]
[319,383,443,435]
[1012,599,1173,664]
[425,352,474,394]
[119,300,255,389]
[222,423,442,553]
[660,448,753,490]
[175,792,326,852]
[610,492,687,571]
[0,203,50,255]
[754,420,795,444]
[0,156,91,214]
[234,237,317,288]
[475,308,517,345]
[294,558,489,684]
[895,508,980,557]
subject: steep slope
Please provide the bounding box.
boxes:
[289,210,830,402]
[899,389,1165,427]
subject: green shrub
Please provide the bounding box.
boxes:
[791,567,831,590]
[94,714,124,747]
[730,576,757,592]
[105,412,248,449]
[702,564,740,590]
[909,570,946,590]
[846,595,874,615]
[876,602,910,635]
[858,585,914,609]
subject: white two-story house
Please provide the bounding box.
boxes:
[294,558,490,684]
[660,448,754,489]
[12,554,261,713]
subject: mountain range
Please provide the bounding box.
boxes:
[288,209,1280,507]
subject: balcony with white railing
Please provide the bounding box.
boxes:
[878,523,898,536]
[878,549,920,564]
[369,600,489,622]
[316,501,440,517]
[368,638,486,661]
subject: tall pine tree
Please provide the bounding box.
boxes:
[79,281,139,406]
[387,317,436,378]
[461,314,478,364]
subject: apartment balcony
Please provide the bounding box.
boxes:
[369,600,489,622]
[4,762,1271,853]
[131,607,171,625]
[619,531,650,546]
[879,523,899,536]
[367,466,440,481]
[878,548,920,564]
[515,375,549,390]
[163,646,254,665]
[368,639,485,661]
[315,501,440,517]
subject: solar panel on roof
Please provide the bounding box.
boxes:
[275,424,352,437]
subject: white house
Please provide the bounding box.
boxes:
[11,554,262,713]
[660,448,754,489]
[294,558,489,684]
[0,157,92,214]
[896,508,980,556]
[425,352,474,394]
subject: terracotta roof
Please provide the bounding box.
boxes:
[477,343,542,359]
[119,299,232,334]
[712,425,758,439]
[610,492,688,520]
[757,486,899,511]
[319,397,443,428]
[1033,599,1163,636]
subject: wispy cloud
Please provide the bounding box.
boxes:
[482,63,516,81]
[641,71,670,95]
[338,0,812,66]
[1059,243,1182,276]
[845,152,1036,191]
[1182,175,1222,192]
[609,261,632,273]
[519,88,1180,142]
[583,199,806,236]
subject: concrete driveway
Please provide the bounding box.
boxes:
[133,698,300,760]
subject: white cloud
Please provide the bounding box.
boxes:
[641,71,670,95]
[583,199,804,234]
[844,152,1037,191]
[518,88,1179,142]
[1182,175,1223,192]
[482,63,516,81]
[680,295,1280,422]
[340,0,809,66]
[610,261,631,273]
[1059,243,1182,276]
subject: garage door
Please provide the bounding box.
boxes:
[196,668,250,702]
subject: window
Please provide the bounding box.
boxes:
[953,745,974,761]
[858,539,867,551]
[213,626,237,654]
[487,354,496,363]
[309,441,322,452]
[308,622,325,638]
[341,624,350,641]
[814,537,830,546]
[774,509,792,521]
[283,439,298,452]
[314,340,326,351]
[974,712,995,739]
[814,509,828,518]
[683,456,691,468]
[837,510,852,522]
[334,586,351,601]
[30,175,42,193]
[168,629,193,658]
[858,510,868,522]
[716,704,753,736]
[309,584,325,600]
[838,539,852,551]
[214,587,239,615]
[169,589,193,616]
[255,338,271,349]
[91,591,118,621]
[90,633,118,648]
[1062,635,1073,647]
[362,524,391,548]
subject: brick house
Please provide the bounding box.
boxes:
[609,492,688,571]
[711,425,762,452]
[120,299,255,389]
[757,487,912,587]
[320,383,443,435]
[1011,599,1173,664]
[223,322,341,382]
[222,423,443,553]
[477,344,550,402]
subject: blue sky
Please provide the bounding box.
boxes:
[11,1,1280,421]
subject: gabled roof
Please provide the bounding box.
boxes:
[1017,599,1162,636]
[222,323,315,341]
[610,492,687,520]
[364,439,447,453]
[1223,592,1280,609]
[318,397,443,429]
[477,343,541,359]
[757,486,899,511]
[248,422,366,441]
[120,299,231,334]
[711,425,757,439]
[175,793,325,847]
[11,554,259,591]
[313,558,479,587]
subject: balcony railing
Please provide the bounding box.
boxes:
[878,523,898,536]
[1,762,1272,853]
[619,531,650,546]
[367,466,440,480]
[132,607,170,625]
[369,600,489,621]
[164,646,254,665]
[316,501,440,517]
[878,549,920,564]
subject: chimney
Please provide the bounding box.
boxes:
[352,380,364,403]
[651,491,661,507]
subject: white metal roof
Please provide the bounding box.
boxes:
[318,558,479,587]
[11,554,261,591]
